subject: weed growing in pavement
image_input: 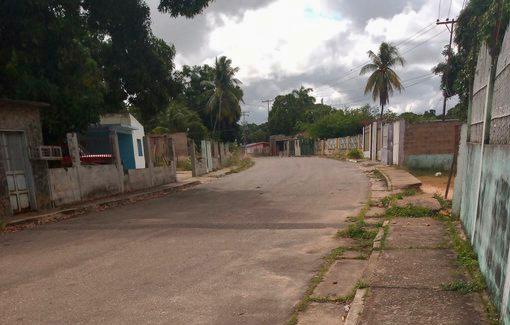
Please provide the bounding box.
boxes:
[440,213,499,324]
[433,193,452,209]
[372,169,386,182]
[385,204,432,218]
[380,188,418,208]
[337,220,377,240]
[286,246,346,325]
[441,280,484,294]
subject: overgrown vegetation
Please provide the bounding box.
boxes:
[380,188,417,208]
[347,148,364,159]
[176,158,192,171]
[338,219,378,240]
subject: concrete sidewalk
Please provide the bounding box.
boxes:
[356,165,490,324]
[3,179,200,229]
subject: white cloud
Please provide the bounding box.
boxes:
[149,0,465,124]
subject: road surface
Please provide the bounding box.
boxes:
[0,157,368,325]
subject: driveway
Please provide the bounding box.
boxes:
[0,157,368,325]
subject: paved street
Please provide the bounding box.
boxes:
[0,157,368,325]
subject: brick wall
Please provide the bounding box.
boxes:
[403,120,461,156]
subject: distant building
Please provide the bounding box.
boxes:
[86,113,146,170]
[246,142,269,155]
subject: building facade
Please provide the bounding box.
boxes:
[0,99,51,218]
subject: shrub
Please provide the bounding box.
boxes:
[176,158,192,171]
[347,148,363,159]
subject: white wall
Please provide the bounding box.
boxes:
[129,115,146,169]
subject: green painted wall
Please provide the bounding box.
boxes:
[460,143,510,323]
[404,154,454,171]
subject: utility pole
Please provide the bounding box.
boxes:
[262,99,274,122]
[241,111,249,148]
[436,18,457,120]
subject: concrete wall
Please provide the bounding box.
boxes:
[455,25,510,324]
[129,115,146,169]
[49,165,122,205]
[170,132,189,162]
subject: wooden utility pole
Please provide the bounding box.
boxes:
[262,99,274,121]
[436,18,457,120]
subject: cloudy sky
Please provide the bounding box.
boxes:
[148,0,464,124]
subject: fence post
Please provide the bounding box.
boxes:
[109,130,125,193]
[167,136,177,181]
[143,136,154,187]
[188,139,198,177]
[66,132,83,201]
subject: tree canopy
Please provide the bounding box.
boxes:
[0,0,214,142]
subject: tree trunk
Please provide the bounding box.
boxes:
[380,104,384,119]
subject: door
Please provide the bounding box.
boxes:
[0,132,32,213]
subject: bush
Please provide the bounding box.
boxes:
[176,157,192,171]
[347,148,363,159]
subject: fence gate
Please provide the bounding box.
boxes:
[0,132,33,213]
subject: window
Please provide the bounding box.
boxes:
[137,139,143,157]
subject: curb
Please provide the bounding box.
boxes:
[375,167,393,191]
[6,181,201,227]
[345,288,367,325]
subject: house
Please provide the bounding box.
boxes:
[86,113,146,170]
[363,119,461,170]
[245,142,269,155]
[0,99,52,218]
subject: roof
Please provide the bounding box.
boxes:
[0,99,50,108]
[246,142,269,148]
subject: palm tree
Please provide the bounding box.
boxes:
[360,42,405,118]
[204,56,244,137]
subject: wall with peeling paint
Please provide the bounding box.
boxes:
[456,25,510,324]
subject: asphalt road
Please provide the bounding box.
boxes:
[0,157,368,325]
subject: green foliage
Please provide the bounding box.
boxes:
[441,280,484,294]
[153,100,208,143]
[302,105,374,139]
[204,56,244,139]
[176,157,192,171]
[0,0,212,142]
[347,148,364,159]
[338,220,377,240]
[360,42,405,117]
[245,123,269,143]
[174,60,243,142]
[269,87,316,135]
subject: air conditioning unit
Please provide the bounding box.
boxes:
[37,146,63,160]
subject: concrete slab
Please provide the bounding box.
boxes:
[395,193,442,211]
[378,167,422,190]
[337,237,359,248]
[298,303,346,325]
[371,249,463,288]
[341,250,366,259]
[386,217,448,249]
[365,207,386,218]
[359,287,488,325]
[313,259,367,298]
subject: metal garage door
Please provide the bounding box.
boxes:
[0,132,32,213]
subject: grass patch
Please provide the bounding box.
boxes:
[226,157,254,174]
[441,280,484,294]
[386,204,433,218]
[434,193,452,209]
[380,188,418,208]
[337,220,377,240]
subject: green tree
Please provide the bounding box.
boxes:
[204,56,244,138]
[153,100,208,143]
[269,87,315,135]
[360,42,405,118]
[0,0,213,141]
[303,106,373,139]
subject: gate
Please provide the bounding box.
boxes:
[0,132,33,213]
